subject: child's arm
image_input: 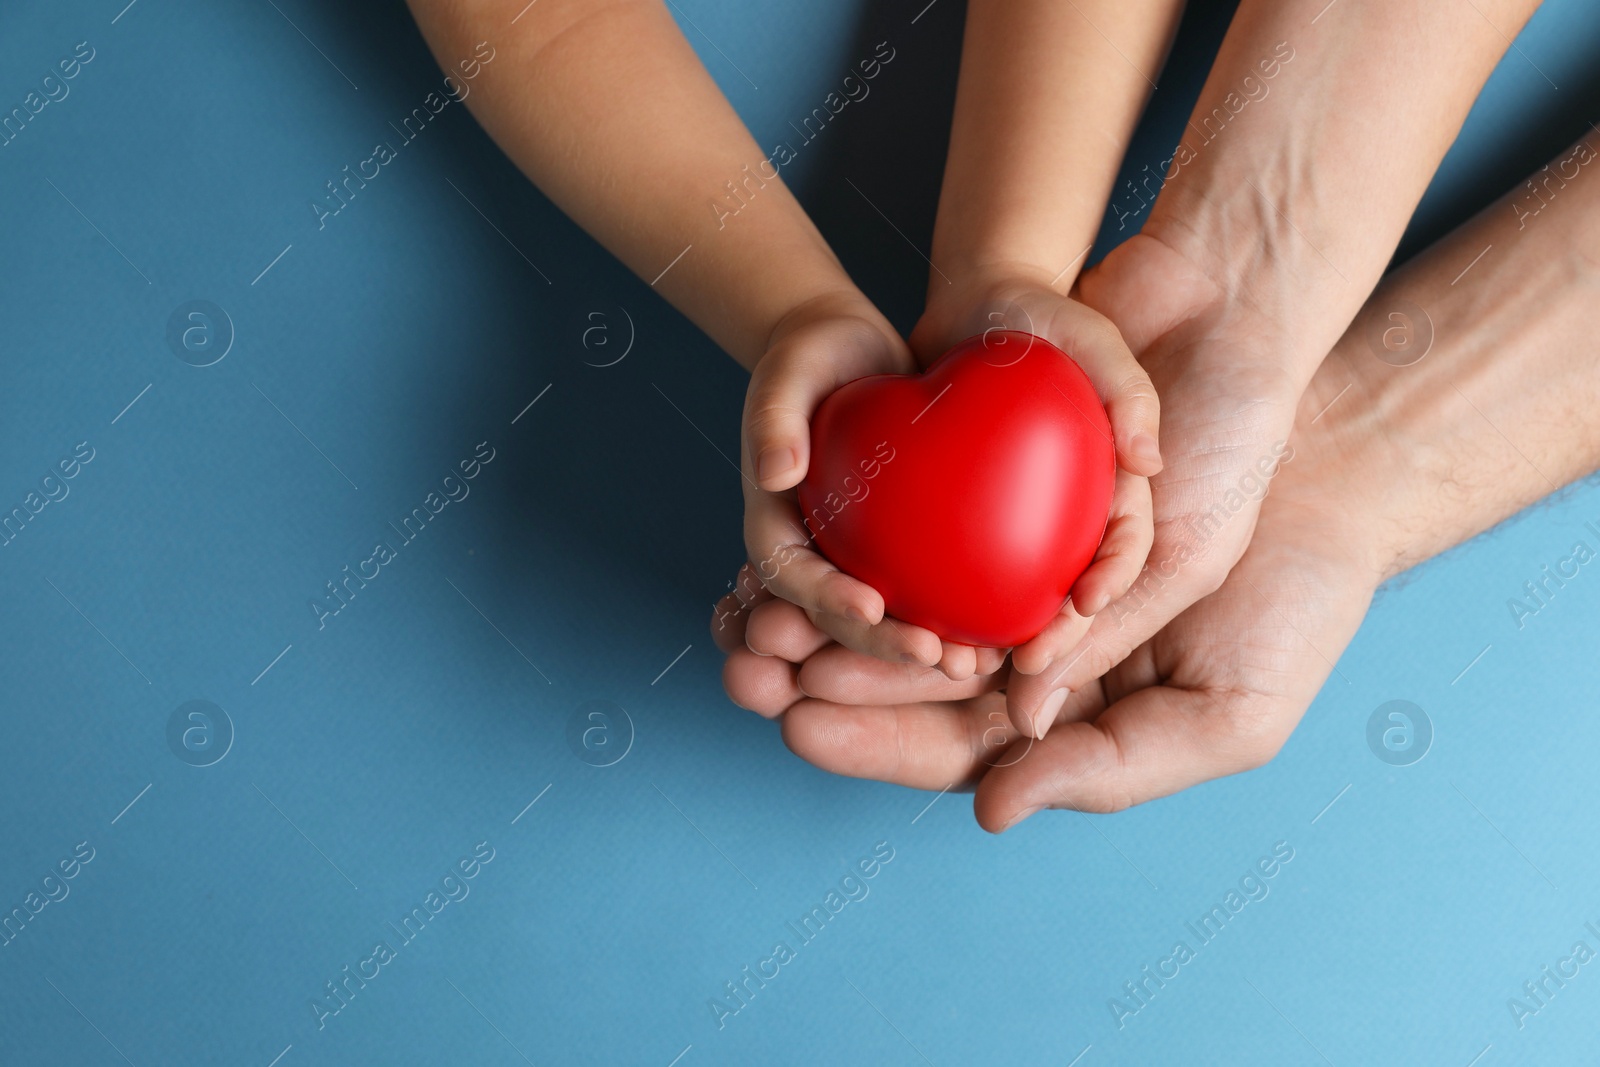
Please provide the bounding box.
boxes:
[724,0,1184,679]
[405,0,858,367]
[900,0,1184,705]
[925,0,1185,296]
[408,0,940,656]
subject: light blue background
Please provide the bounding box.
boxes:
[1,1,1598,1064]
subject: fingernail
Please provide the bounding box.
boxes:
[1129,433,1162,470]
[1003,805,1043,832]
[756,446,797,485]
[900,652,918,663]
[1015,648,1051,676]
[1035,688,1069,738]
[844,602,872,624]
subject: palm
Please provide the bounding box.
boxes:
[770,434,1378,828]
[1008,234,1305,702]
[979,481,1375,823]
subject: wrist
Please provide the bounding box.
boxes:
[1280,359,1401,590]
[1139,206,1365,388]
[763,286,899,360]
[1300,236,1597,586]
[926,249,1084,306]
[911,265,1078,364]
[928,258,1064,301]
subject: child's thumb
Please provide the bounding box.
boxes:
[743,358,835,492]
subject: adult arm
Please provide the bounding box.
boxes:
[1007,0,1549,729]
[736,130,1600,825]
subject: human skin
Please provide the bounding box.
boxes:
[990,0,1547,736]
[404,0,942,660]
[899,0,1186,663]
[721,0,1190,682]
[716,130,1600,830]
[406,0,1170,680]
[715,0,1543,720]
[735,0,1180,678]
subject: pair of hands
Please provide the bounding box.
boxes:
[403,0,1556,824]
[730,261,1162,684]
[714,231,1375,829]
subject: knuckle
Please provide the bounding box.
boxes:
[1086,318,1126,354]
[1113,371,1159,405]
[743,401,807,438]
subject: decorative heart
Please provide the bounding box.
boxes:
[798,330,1115,647]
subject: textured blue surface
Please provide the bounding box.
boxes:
[1,1,1598,1064]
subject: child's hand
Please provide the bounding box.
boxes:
[740,291,988,678]
[711,573,1009,719]
[909,274,1162,734]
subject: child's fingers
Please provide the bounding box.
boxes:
[1105,369,1163,477]
[739,570,996,686]
[937,641,978,681]
[743,598,831,662]
[915,283,1160,473]
[808,608,946,670]
[751,596,978,681]
[743,314,911,492]
[1011,600,1092,678]
[722,647,802,717]
[709,590,749,654]
[1035,301,1161,477]
[729,561,774,610]
[742,350,825,492]
[742,487,945,667]
[1070,471,1154,617]
[709,562,774,655]
[742,490,887,628]
[974,646,1010,676]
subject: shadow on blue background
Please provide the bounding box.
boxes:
[1,1,1598,1064]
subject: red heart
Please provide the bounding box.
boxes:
[798,331,1115,647]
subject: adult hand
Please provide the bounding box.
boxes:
[1005,232,1304,735]
[1003,0,1544,732]
[721,361,1379,826]
[721,128,1600,828]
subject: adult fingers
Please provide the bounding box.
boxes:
[1005,526,1225,730]
[1008,603,1094,682]
[781,691,1019,791]
[795,643,1004,705]
[974,684,1295,832]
